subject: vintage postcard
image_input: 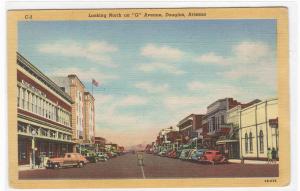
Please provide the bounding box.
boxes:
[7,7,289,189]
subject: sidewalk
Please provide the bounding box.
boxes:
[229,159,278,165]
[19,165,45,171]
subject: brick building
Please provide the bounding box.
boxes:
[17,53,73,165]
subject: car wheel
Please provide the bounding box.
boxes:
[53,163,60,169]
[78,162,84,168]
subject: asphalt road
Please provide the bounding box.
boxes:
[19,153,279,179]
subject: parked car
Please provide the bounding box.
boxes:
[176,149,183,158]
[46,153,88,169]
[199,150,228,165]
[169,150,177,158]
[158,149,167,156]
[190,149,208,161]
[96,152,109,161]
[179,149,193,160]
[166,150,176,158]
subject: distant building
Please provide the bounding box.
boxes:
[205,98,241,149]
[52,75,96,150]
[83,92,95,143]
[177,114,204,145]
[239,98,279,160]
[17,53,73,165]
[94,136,106,152]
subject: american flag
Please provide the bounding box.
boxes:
[92,79,99,87]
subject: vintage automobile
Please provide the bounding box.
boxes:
[158,149,167,156]
[179,149,193,160]
[169,150,177,158]
[176,149,183,158]
[199,150,228,165]
[46,153,88,169]
[190,149,208,161]
[166,150,175,158]
[96,152,109,161]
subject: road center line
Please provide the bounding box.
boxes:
[140,165,146,179]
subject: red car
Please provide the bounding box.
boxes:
[199,150,228,165]
[167,150,176,158]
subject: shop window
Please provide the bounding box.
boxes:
[259,130,264,153]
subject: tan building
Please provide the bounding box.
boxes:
[218,99,261,159]
[67,75,85,144]
[239,98,279,160]
[83,92,95,143]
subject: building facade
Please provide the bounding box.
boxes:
[68,75,85,145]
[84,92,95,143]
[94,136,106,152]
[205,98,241,149]
[177,114,203,145]
[239,98,279,160]
[17,53,73,165]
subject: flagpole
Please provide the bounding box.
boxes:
[92,80,93,96]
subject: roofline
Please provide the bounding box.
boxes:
[84,91,95,101]
[177,113,204,127]
[17,52,74,104]
[207,97,232,109]
[240,98,277,112]
[68,74,86,88]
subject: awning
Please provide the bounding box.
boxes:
[216,139,239,145]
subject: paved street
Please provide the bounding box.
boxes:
[19,153,278,179]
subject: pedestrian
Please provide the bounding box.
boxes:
[35,155,41,168]
[224,148,229,159]
[137,152,144,166]
[267,148,272,164]
[271,148,277,164]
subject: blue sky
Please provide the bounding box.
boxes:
[18,20,277,147]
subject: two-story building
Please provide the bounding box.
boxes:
[17,53,73,165]
[177,114,204,145]
[205,98,241,149]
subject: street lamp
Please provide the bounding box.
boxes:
[31,127,37,169]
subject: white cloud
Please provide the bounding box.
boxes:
[117,95,148,107]
[233,41,271,63]
[135,81,169,93]
[194,41,276,87]
[138,62,185,75]
[141,44,184,61]
[38,40,118,67]
[187,81,207,91]
[50,67,119,83]
[194,52,230,65]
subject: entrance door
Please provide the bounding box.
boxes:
[229,142,240,159]
[18,139,30,165]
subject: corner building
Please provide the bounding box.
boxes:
[17,53,73,165]
[239,98,279,160]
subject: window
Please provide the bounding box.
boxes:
[259,130,264,153]
[17,86,20,107]
[245,133,248,153]
[221,115,225,124]
[25,90,29,110]
[32,94,36,113]
[249,132,253,152]
[22,88,25,109]
[29,93,32,112]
